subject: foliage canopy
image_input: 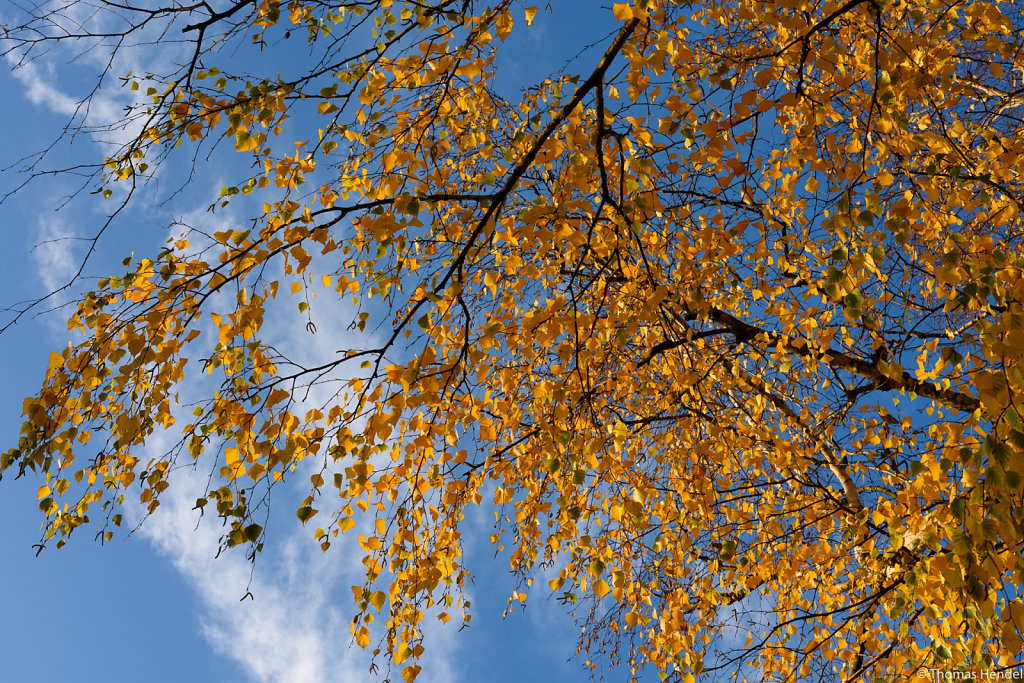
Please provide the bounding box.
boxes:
[4,0,1024,679]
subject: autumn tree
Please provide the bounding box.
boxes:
[3,0,1024,679]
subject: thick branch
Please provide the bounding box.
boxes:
[181,0,252,33]
[706,307,982,414]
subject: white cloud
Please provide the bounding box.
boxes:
[32,214,79,293]
[8,57,79,117]
[136,417,464,683]
[140,459,365,683]
[135,373,464,683]
[4,42,147,152]
[3,0,188,161]
[125,203,464,682]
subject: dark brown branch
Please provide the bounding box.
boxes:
[705,307,982,414]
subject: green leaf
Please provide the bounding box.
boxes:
[297,506,316,524]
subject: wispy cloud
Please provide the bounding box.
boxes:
[4,42,147,153]
[8,57,79,117]
[32,214,79,293]
[138,458,364,683]
[3,0,185,160]
[128,203,463,682]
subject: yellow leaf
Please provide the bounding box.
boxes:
[355,626,371,648]
[13,2,1018,676]
[394,643,412,664]
[266,388,290,409]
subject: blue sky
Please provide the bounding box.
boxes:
[0,3,660,682]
